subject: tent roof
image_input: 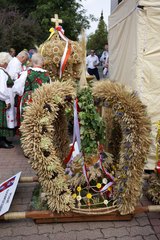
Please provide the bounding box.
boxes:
[109,0,160,30]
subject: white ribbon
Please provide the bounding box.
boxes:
[57,29,70,79]
[73,99,81,151]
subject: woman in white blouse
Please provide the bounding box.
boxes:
[0,52,14,148]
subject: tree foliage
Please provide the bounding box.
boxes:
[0,0,93,52]
[30,0,90,41]
[0,7,42,52]
[87,12,108,55]
[1,0,38,15]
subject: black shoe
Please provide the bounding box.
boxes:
[5,139,13,145]
[0,141,14,149]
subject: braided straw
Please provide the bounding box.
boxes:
[92,80,151,215]
[20,81,76,213]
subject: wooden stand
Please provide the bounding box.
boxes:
[1,206,160,223]
[0,176,159,224]
[0,210,133,223]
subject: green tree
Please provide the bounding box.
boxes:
[1,0,92,41]
[30,0,91,41]
[0,0,38,15]
[0,7,42,52]
[87,11,108,55]
[0,0,95,51]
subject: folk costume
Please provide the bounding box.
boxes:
[0,67,14,147]
[6,56,28,128]
[13,67,50,120]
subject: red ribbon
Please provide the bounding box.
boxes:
[64,141,75,165]
[16,96,22,128]
[156,160,160,174]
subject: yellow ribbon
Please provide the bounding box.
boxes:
[48,28,55,40]
[40,28,55,55]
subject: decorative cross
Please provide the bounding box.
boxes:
[51,14,63,28]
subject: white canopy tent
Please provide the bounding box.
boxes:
[108,0,160,169]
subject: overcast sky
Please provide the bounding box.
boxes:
[81,0,111,35]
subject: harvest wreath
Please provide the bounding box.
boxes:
[39,26,83,81]
[19,80,151,217]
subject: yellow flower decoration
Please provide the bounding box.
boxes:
[108,187,112,192]
[77,186,81,192]
[96,183,102,189]
[72,193,77,199]
[86,193,92,199]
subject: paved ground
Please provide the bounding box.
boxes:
[0,136,160,240]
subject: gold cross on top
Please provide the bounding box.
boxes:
[51,14,63,28]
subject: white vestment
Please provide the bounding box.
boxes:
[0,68,10,104]
[6,57,26,127]
[0,68,14,128]
[12,67,49,96]
[12,70,28,97]
[6,57,23,81]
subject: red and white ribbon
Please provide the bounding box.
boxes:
[64,99,81,164]
[56,26,72,78]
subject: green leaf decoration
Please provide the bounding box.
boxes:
[77,87,106,156]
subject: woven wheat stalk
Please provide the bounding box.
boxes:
[20,81,76,213]
[39,31,83,81]
[92,80,151,215]
[21,80,151,215]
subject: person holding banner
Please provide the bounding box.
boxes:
[0,52,15,149]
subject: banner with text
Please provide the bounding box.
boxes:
[0,172,21,216]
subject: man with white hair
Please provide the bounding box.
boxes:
[6,50,29,80]
[0,52,14,148]
[6,50,29,128]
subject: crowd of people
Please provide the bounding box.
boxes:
[0,44,108,149]
[86,44,109,80]
[0,49,50,149]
